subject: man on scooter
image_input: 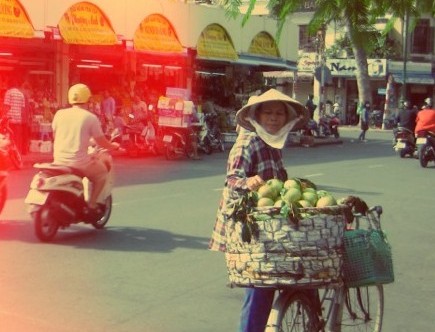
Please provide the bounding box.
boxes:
[415,98,435,133]
[52,83,120,219]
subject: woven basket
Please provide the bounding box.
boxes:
[225,205,348,288]
[343,228,394,287]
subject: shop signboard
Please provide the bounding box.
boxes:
[58,2,117,45]
[197,23,238,60]
[248,31,280,57]
[134,14,183,53]
[0,0,34,38]
[326,59,387,78]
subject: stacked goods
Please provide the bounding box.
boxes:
[225,178,351,288]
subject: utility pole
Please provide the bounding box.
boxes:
[401,10,409,102]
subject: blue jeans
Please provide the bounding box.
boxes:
[239,288,275,332]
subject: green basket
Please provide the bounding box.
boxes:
[343,229,394,287]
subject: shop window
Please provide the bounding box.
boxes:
[299,25,317,52]
[411,19,432,54]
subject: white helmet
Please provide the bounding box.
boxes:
[424,97,432,108]
[68,83,91,105]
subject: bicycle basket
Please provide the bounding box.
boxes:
[342,212,394,287]
[225,205,348,288]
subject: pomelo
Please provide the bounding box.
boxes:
[274,199,285,208]
[316,195,337,208]
[302,191,318,205]
[283,187,302,204]
[257,197,275,207]
[284,178,301,191]
[298,199,312,208]
[267,178,284,194]
[257,184,278,200]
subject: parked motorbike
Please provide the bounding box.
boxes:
[369,109,384,128]
[415,130,435,168]
[301,119,320,137]
[113,114,157,157]
[24,141,117,242]
[197,113,225,154]
[393,127,416,158]
[161,127,195,160]
[318,113,340,138]
[0,116,23,169]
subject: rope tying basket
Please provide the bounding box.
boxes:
[225,204,350,288]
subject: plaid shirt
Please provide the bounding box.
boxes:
[3,88,25,124]
[208,131,288,252]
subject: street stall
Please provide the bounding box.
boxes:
[157,95,197,159]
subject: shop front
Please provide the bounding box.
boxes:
[0,0,56,103]
[388,61,434,108]
[56,1,124,105]
[325,58,388,125]
[132,13,188,104]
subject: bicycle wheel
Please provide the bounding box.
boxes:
[277,292,320,332]
[341,285,384,332]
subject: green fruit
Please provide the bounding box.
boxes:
[267,178,284,195]
[316,190,330,198]
[283,187,302,204]
[316,195,337,208]
[284,178,301,191]
[257,184,278,200]
[274,199,285,208]
[257,197,275,207]
[302,191,318,205]
[298,199,312,208]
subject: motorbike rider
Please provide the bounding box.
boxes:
[415,98,435,134]
[52,83,120,218]
[396,100,418,132]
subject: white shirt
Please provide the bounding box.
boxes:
[52,106,104,166]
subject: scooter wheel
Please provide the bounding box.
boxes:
[34,207,59,242]
[92,195,112,229]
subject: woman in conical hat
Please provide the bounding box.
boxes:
[209,88,308,332]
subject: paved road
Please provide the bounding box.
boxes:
[0,127,434,331]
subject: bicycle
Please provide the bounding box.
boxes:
[265,206,385,332]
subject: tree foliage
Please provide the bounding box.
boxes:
[220,0,434,104]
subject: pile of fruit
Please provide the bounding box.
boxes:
[254,177,338,209]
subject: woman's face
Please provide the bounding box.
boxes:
[256,101,288,134]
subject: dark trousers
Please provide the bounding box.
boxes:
[9,123,29,155]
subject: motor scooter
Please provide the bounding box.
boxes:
[318,113,340,138]
[0,116,23,169]
[24,142,117,242]
[161,126,195,160]
[202,112,225,152]
[111,114,157,157]
[393,127,416,158]
[415,130,435,168]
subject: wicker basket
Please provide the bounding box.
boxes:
[343,228,394,287]
[225,205,348,288]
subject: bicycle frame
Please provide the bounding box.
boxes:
[266,206,385,332]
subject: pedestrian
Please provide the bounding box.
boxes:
[2,78,29,155]
[305,94,317,119]
[208,88,308,332]
[358,101,370,142]
[101,90,116,132]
